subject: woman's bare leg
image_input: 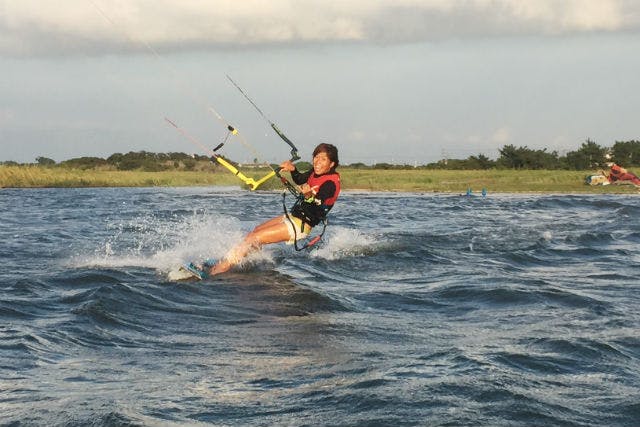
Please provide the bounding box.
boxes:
[208,217,291,275]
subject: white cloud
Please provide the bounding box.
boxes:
[0,0,638,56]
[490,127,511,144]
[510,0,623,32]
[347,130,366,142]
[0,108,15,124]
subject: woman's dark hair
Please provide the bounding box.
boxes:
[313,143,339,170]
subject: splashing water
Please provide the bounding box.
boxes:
[311,226,381,260]
[69,209,246,273]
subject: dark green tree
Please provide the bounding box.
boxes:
[36,156,56,166]
[497,145,560,169]
[465,154,495,169]
[373,163,394,170]
[563,139,607,169]
[346,162,369,169]
[60,157,108,170]
[611,140,640,166]
[497,145,523,169]
[497,145,526,169]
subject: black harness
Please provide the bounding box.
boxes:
[281,192,328,251]
[274,169,326,251]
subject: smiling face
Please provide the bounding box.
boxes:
[313,151,335,175]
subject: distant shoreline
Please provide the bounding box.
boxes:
[1,166,638,194]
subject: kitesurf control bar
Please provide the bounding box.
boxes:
[165,118,276,191]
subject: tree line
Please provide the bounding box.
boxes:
[7,151,217,172]
[350,139,640,170]
[3,139,639,171]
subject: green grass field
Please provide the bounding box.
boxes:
[0,166,237,188]
[1,165,638,194]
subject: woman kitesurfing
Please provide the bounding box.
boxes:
[88,2,340,280]
[184,143,340,278]
[167,77,341,280]
[177,76,342,278]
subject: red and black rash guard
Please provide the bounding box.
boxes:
[290,168,340,226]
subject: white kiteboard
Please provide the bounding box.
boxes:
[168,263,206,281]
[167,259,218,281]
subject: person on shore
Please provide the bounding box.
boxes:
[193,143,340,277]
[607,163,640,187]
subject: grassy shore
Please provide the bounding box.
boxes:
[1,165,637,193]
[0,166,238,188]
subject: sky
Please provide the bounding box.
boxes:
[1,0,640,165]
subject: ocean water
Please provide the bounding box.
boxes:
[1,187,639,426]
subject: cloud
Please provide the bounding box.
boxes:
[346,130,366,142]
[490,127,511,144]
[1,0,638,56]
[0,108,15,124]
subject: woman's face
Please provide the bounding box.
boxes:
[313,151,335,175]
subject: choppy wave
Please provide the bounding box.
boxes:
[1,188,640,426]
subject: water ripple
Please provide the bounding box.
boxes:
[1,189,639,426]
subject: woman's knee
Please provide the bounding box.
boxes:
[243,232,262,248]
